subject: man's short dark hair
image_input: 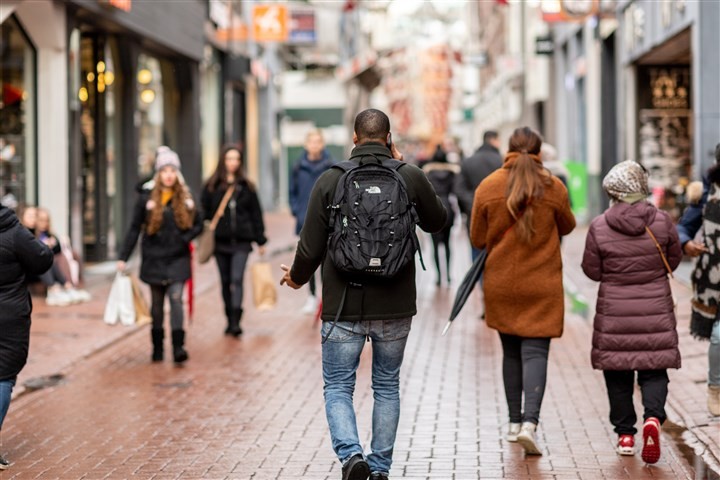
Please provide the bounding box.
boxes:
[354,109,391,143]
[483,131,499,144]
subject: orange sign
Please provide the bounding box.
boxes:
[252,5,288,42]
[216,25,249,42]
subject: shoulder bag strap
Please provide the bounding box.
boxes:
[645,226,674,278]
[209,186,235,231]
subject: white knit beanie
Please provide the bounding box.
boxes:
[155,146,181,172]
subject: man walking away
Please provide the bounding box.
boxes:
[289,129,334,314]
[280,109,447,480]
[454,130,503,260]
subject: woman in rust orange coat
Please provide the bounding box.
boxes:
[470,127,575,455]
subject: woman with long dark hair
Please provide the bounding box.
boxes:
[201,145,267,336]
[470,127,575,455]
[117,146,203,364]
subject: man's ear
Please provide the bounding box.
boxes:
[352,132,358,145]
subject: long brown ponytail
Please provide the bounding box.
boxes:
[505,127,551,243]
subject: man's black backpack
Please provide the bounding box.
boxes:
[327,153,424,280]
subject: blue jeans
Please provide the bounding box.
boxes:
[321,318,412,475]
[710,321,720,387]
[0,378,16,431]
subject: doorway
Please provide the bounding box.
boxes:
[76,33,122,262]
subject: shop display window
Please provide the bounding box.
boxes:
[0,15,36,209]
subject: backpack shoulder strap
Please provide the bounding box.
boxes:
[332,161,357,173]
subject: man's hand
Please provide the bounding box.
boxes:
[683,240,708,257]
[280,264,301,289]
[257,245,267,257]
[390,143,404,161]
[116,261,126,272]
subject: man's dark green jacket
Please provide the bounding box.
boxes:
[290,142,448,321]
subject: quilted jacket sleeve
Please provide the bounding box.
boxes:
[581,222,602,282]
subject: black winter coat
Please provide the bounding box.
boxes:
[454,144,503,216]
[422,161,459,234]
[201,181,267,254]
[0,206,54,381]
[119,191,203,285]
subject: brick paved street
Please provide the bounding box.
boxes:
[1,214,718,479]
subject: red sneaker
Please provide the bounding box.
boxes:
[641,417,661,464]
[617,434,635,456]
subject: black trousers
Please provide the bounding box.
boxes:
[499,333,551,424]
[215,250,249,313]
[603,369,669,435]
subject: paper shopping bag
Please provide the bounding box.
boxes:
[129,275,151,325]
[250,262,277,311]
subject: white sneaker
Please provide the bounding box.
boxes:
[516,422,542,455]
[301,295,318,315]
[67,288,91,303]
[46,289,72,306]
[506,422,522,442]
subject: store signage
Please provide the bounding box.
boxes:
[288,9,316,44]
[253,5,289,42]
[100,0,131,12]
[535,36,554,55]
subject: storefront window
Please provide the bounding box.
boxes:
[0,16,36,209]
[137,53,165,178]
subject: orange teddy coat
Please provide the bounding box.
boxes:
[470,155,576,338]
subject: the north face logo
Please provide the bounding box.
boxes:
[365,186,381,194]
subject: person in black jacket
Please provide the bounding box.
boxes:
[117,146,202,364]
[0,205,54,470]
[422,145,460,286]
[280,109,447,480]
[201,145,267,336]
[454,131,503,260]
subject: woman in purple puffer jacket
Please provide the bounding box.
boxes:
[582,160,682,464]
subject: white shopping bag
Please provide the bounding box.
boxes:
[103,273,136,326]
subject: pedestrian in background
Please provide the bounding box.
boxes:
[201,145,267,336]
[281,109,447,480]
[582,160,682,463]
[289,129,334,314]
[117,146,202,364]
[455,130,503,260]
[470,127,575,456]
[0,204,54,470]
[34,208,91,305]
[678,143,720,417]
[422,144,459,286]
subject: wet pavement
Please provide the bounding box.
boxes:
[1,213,718,479]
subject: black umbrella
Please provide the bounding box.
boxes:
[442,249,487,336]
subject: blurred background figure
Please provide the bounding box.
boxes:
[117,147,202,364]
[540,143,569,189]
[455,131,503,261]
[19,206,90,306]
[289,129,334,314]
[0,204,54,471]
[422,144,459,286]
[202,145,267,336]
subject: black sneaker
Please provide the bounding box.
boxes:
[341,454,369,480]
[370,473,389,480]
[0,454,10,470]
